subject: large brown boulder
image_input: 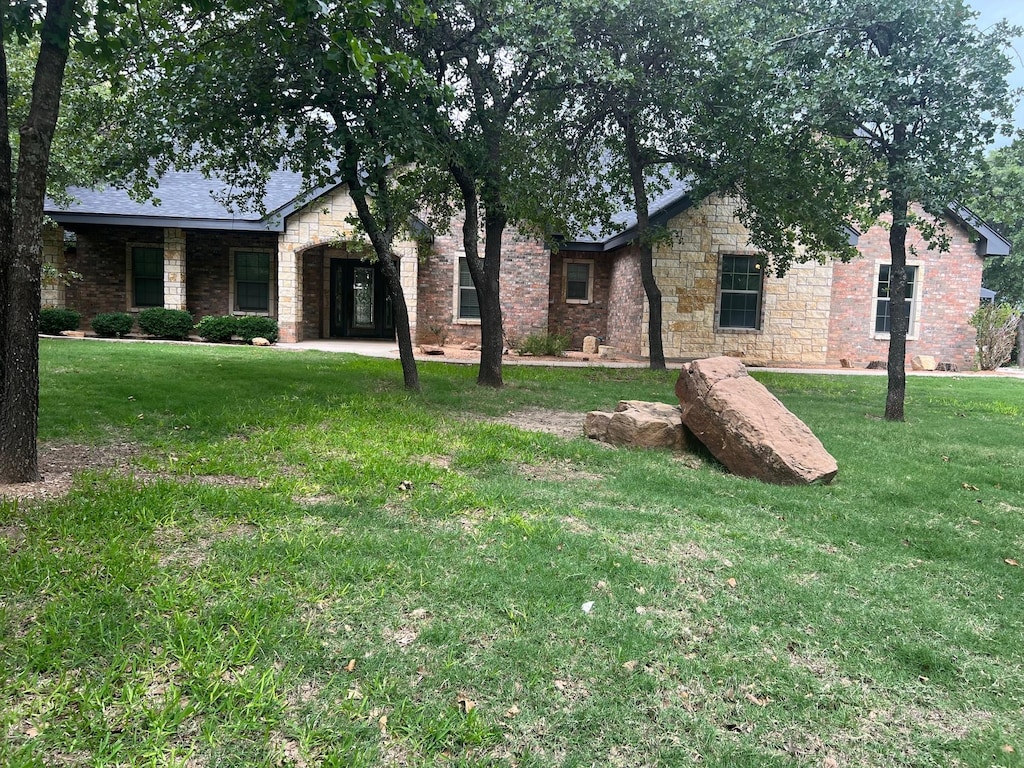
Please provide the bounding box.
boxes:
[674,357,838,485]
[585,400,688,450]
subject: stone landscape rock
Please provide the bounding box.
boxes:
[582,335,599,354]
[840,358,853,369]
[675,357,838,485]
[598,345,616,358]
[866,360,887,370]
[936,361,959,372]
[251,337,271,346]
[585,400,687,450]
[911,355,937,371]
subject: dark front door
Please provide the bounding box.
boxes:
[329,259,395,338]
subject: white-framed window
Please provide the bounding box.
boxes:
[230,249,274,314]
[127,243,164,309]
[563,259,594,304]
[874,263,919,337]
[455,256,480,322]
[717,254,763,330]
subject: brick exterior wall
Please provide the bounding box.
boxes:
[827,209,984,369]
[416,220,550,347]
[547,251,611,349]
[185,230,279,321]
[605,246,644,356]
[649,196,834,365]
[64,224,164,326]
[302,247,326,340]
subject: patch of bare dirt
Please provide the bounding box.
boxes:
[0,442,269,506]
[515,457,603,483]
[0,441,140,504]
[416,344,635,364]
[483,408,585,440]
[153,522,259,568]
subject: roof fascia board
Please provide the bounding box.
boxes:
[48,212,281,232]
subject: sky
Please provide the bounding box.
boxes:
[968,0,1024,146]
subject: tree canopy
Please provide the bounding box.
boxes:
[968,140,1024,307]
[790,0,1019,419]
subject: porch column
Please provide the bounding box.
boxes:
[163,227,187,310]
[397,241,419,341]
[41,224,66,308]
[278,239,303,343]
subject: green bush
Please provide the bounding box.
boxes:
[39,308,81,335]
[235,316,279,344]
[970,302,1020,370]
[194,315,239,343]
[137,307,194,340]
[91,312,134,338]
[516,331,570,357]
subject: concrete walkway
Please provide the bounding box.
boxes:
[277,339,1024,378]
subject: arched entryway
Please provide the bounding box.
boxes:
[328,258,395,339]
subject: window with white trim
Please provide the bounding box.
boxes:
[130,245,164,308]
[717,255,763,330]
[457,257,480,320]
[234,250,271,312]
[875,264,918,335]
[563,259,594,304]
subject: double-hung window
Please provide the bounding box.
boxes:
[131,246,164,308]
[457,257,480,320]
[875,264,918,335]
[718,255,763,330]
[563,260,594,303]
[234,251,271,312]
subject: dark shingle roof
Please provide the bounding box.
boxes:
[47,168,320,231]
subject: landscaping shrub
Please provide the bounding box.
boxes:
[970,302,1020,370]
[235,315,279,344]
[137,307,194,340]
[91,312,134,338]
[516,331,570,357]
[194,315,239,343]
[39,308,81,335]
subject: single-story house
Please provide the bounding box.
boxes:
[43,170,1010,368]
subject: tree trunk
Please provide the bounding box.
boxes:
[471,214,506,388]
[623,121,665,370]
[884,194,910,421]
[451,163,505,388]
[1017,313,1023,368]
[346,171,420,392]
[0,0,76,484]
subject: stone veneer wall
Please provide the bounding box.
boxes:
[547,251,611,349]
[64,224,164,326]
[277,187,418,342]
[827,209,984,369]
[41,225,66,308]
[648,196,833,365]
[416,221,550,347]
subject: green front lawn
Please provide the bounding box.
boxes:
[1,339,1022,766]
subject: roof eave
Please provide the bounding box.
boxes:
[946,202,1011,257]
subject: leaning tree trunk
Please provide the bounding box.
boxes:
[377,256,420,392]
[346,173,420,391]
[0,0,76,484]
[884,194,910,422]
